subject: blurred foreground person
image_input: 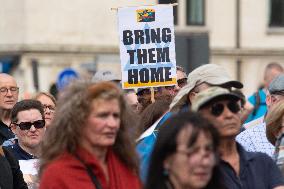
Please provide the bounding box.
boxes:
[266,100,284,175]
[39,81,141,189]
[145,111,225,189]
[0,146,28,189]
[34,92,56,128]
[192,87,284,189]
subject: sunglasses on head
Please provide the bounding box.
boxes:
[210,101,240,117]
[13,120,45,130]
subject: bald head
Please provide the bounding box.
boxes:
[0,73,18,110]
[264,63,284,89]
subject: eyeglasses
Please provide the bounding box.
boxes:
[0,87,19,95]
[43,104,56,112]
[177,78,187,88]
[13,120,45,130]
[210,101,240,117]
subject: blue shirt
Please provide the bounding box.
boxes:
[245,89,267,123]
[7,142,37,160]
[221,144,284,189]
[236,122,275,157]
[136,112,172,182]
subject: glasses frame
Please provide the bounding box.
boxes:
[0,87,19,96]
[13,120,46,130]
[210,101,240,117]
[43,104,56,112]
[177,78,187,88]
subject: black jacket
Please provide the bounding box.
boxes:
[0,121,15,145]
[0,146,28,189]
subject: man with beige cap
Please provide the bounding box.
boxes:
[192,86,284,189]
[136,63,243,182]
[170,63,243,112]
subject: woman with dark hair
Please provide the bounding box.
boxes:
[39,81,141,189]
[144,111,225,189]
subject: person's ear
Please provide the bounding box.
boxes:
[10,123,17,134]
[188,92,197,104]
[163,155,174,171]
[266,93,272,107]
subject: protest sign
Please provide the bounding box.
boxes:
[19,159,39,188]
[117,4,177,89]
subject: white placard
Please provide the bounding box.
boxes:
[117,5,177,89]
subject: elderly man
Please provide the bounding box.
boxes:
[9,99,46,160]
[0,73,19,144]
[237,74,284,157]
[192,87,284,189]
[136,63,243,182]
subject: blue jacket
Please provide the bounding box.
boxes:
[136,111,172,182]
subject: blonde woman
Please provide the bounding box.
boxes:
[39,81,141,189]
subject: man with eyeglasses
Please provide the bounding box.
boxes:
[174,65,188,93]
[192,87,284,189]
[154,66,188,102]
[0,73,19,144]
[236,74,284,157]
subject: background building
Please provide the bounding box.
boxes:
[1,0,284,97]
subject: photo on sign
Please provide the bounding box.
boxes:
[136,9,155,22]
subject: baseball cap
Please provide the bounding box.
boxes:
[170,64,243,112]
[268,74,284,95]
[92,70,121,83]
[191,87,241,111]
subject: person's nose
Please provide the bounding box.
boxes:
[45,109,51,115]
[199,150,214,167]
[29,125,36,132]
[223,105,234,117]
[6,89,13,97]
[107,116,119,128]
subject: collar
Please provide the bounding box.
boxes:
[13,142,37,159]
[236,142,255,162]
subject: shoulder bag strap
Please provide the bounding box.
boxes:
[74,153,102,189]
[252,91,261,116]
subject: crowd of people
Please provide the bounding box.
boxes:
[1,62,284,189]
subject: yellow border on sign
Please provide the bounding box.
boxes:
[123,78,177,88]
